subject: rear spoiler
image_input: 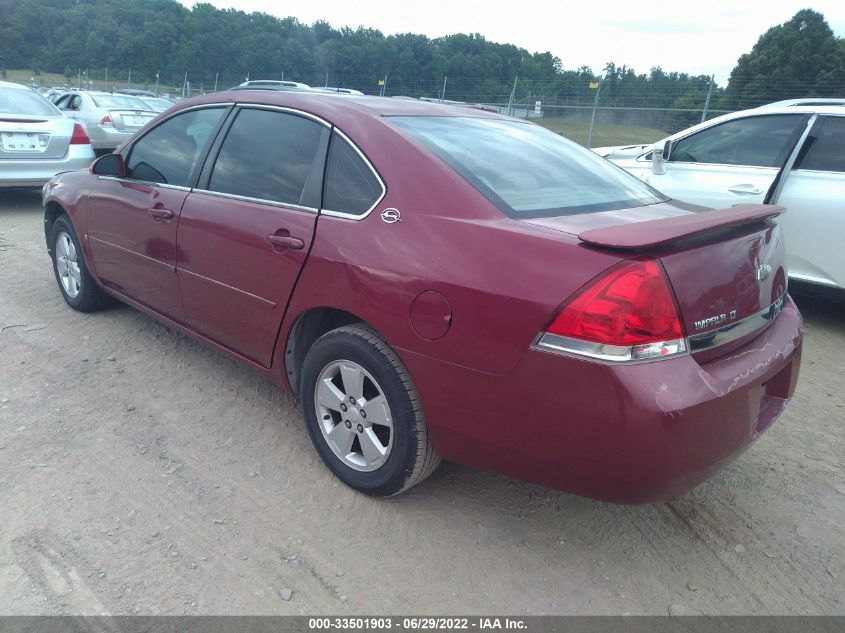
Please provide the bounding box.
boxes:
[578,204,784,250]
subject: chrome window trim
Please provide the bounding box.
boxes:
[97,175,191,192]
[191,188,318,213]
[319,127,387,221]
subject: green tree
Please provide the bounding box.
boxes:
[725,9,845,108]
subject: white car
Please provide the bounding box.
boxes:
[595,104,845,290]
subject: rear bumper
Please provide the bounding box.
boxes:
[0,145,95,187]
[402,297,803,503]
[88,127,135,150]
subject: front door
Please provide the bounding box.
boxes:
[176,107,330,366]
[86,106,227,321]
[644,113,811,209]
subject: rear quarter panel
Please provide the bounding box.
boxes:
[277,123,625,378]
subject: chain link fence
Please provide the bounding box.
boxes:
[27,69,844,147]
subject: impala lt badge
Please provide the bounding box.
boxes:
[694,309,738,332]
[381,208,401,224]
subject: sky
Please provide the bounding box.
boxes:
[176,0,845,85]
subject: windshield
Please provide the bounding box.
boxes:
[91,94,149,110]
[0,87,60,117]
[390,116,666,218]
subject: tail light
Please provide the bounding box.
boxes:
[98,114,114,128]
[70,124,90,145]
[536,259,687,362]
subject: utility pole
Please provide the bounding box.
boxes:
[154,70,159,97]
[587,77,603,149]
[182,72,188,99]
[507,75,519,116]
[701,74,715,123]
[440,76,447,103]
[325,72,329,87]
[380,74,388,97]
[214,72,218,92]
[127,67,131,88]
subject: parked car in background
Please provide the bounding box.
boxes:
[314,86,364,95]
[0,81,94,187]
[595,103,845,291]
[45,88,68,103]
[137,96,175,113]
[41,91,802,503]
[236,79,311,90]
[53,91,157,154]
[115,88,157,98]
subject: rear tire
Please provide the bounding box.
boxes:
[299,324,441,496]
[50,215,113,312]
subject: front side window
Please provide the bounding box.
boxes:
[323,133,383,215]
[670,114,808,168]
[390,116,666,218]
[126,107,225,187]
[795,116,845,173]
[208,108,328,207]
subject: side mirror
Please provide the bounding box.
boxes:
[652,140,672,175]
[91,153,126,178]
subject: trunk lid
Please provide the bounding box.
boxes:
[108,109,156,132]
[522,202,789,355]
[0,115,72,160]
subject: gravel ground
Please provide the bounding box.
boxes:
[1,188,843,616]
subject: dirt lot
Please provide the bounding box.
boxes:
[1,188,843,616]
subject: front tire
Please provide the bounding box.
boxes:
[300,324,441,496]
[50,215,113,312]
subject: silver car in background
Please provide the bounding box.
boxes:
[0,81,95,187]
[137,96,175,113]
[53,91,157,154]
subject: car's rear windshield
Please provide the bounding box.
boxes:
[390,116,666,218]
[0,87,60,117]
[91,94,148,110]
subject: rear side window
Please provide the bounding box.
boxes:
[126,107,225,187]
[323,133,384,215]
[796,117,845,173]
[208,108,328,207]
[670,114,808,167]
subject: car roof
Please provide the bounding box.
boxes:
[0,81,31,91]
[175,90,507,123]
[759,98,845,108]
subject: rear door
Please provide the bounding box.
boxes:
[176,106,330,366]
[646,113,810,208]
[773,114,845,288]
[86,106,227,320]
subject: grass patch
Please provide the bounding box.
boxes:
[536,117,667,148]
[3,69,70,87]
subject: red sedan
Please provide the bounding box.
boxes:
[42,92,803,503]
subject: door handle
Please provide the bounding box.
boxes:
[728,184,764,195]
[267,234,305,251]
[147,207,174,222]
